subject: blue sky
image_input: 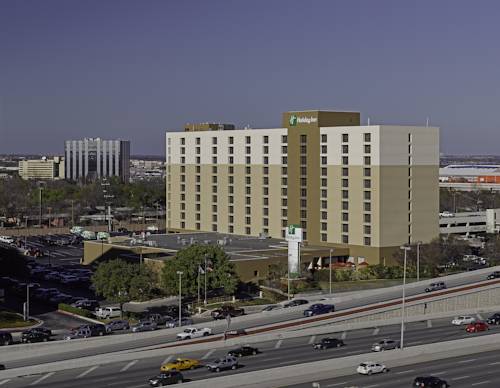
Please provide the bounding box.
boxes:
[1,0,500,155]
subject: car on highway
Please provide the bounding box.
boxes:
[312,337,345,350]
[371,339,399,351]
[283,299,309,308]
[356,361,388,375]
[21,329,51,343]
[160,358,200,372]
[105,319,130,333]
[224,329,248,339]
[487,271,500,280]
[176,327,212,340]
[211,305,245,320]
[303,303,335,317]
[0,364,5,370]
[148,371,184,386]
[0,332,13,346]
[413,375,450,387]
[206,355,238,372]
[465,321,489,333]
[261,304,283,312]
[424,282,446,292]
[451,315,476,325]
[166,317,193,328]
[227,345,259,357]
[131,320,157,332]
[487,313,500,325]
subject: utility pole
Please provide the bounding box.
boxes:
[416,241,422,282]
[39,186,43,227]
[177,271,183,327]
[204,254,208,305]
[400,245,411,350]
[329,248,333,295]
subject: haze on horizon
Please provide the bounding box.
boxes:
[1,0,500,156]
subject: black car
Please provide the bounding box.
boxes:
[148,371,184,386]
[0,364,5,370]
[79,324,106,337]
[227,345,259,357]
[487,271,500,280]
[284,299,309,308]
[21,330,50,343]
[0,332,13,346]
[313,337,345,350]
[303,303,335,317]
[487,313,500,325]
[413,376,449,387]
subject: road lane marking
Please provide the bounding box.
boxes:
[202,349,215,360]
[396,369,415,374]
[488,361,500,365]
[458,359,476,363]
[471,381,491,386]
[372,327,380,335]
[433,370,449,375]
[326,382,348,387]
[120,360,138,372]
[452,375,470,381]
[341,331,347,340]
[162,355,173,365]
[308,335,316,344]
[30,373,55,386]
[364,385,380,388]
[275,339,283,349]
[427,319,432,328]
[77,365,99,378]
[0,380,11,386]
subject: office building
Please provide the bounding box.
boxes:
[165,110,439,265]
[64,138,130,182]
[18,156,64,180]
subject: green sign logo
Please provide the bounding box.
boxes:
[289,115,297,126]
[288,224,299,235]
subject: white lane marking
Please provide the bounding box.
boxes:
[30,372,55,386]
[308,335,316,344]
[477,313,483,320]
[120,360,138,372]
[326,382,348,387]
[427,319,433,328]
[364,385,380,388]
[77,365,99,378]
[471,381,491,386]
[452,375,470,381]
[341,331,347,340]
[275,339,283,349]
[202,349,215,360]
[0,380,11,386]
[433,370,449,375]
[488,361,500,365]
[162,355,173,365]
[458,358,476,363]
[396,369,415,375]
[372,327,380,335]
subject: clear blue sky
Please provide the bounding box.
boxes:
[2,0,500,155]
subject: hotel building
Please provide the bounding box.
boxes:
[165,111,439,265]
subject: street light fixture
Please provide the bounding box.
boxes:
[177,271,183,327]
[25,283,34,321]
[400,244,411,350]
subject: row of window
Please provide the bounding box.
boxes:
[176,135,289,146]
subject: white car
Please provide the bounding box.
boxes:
[451,315,476,325]
[357,361,388,375]
[176,327,212,340]
[0,236,14,244]
[94,307,122,319]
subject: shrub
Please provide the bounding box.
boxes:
[58,303,94,318]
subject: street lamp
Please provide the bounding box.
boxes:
[416,241,422,282]
[400,244,411,350]
[204,254,208,305]
[329,248,334,295]
[177,271,183,327]
[25,283,34,321]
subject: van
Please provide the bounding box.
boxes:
[81,231,96,240]
[94,306,122,319]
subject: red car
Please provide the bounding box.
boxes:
[466,321,489,333]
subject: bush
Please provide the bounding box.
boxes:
[58,303,95,318]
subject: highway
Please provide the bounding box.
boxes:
[2,314,500,387]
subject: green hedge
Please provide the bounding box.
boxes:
[58,303,95,318]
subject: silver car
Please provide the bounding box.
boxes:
[131,320,157,332]
[206,356,238,372]
[166,317,193,328]
[105,319,130,333]
[371,339,399,351]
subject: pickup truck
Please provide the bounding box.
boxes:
[176,327,212,340]
[94,306,122,319]
[211,305,245,320]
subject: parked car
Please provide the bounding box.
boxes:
[356,361,388,375]
[487,271,500,280]
[413,376,450,387]
[227,345,259,357]
[0,332,13,346]
[145,313,172,326]
[26,327,52,336]
[211,305,245,320]
[303,303,335,317]
[451,315,476,325]
[312,337,345,350]
[71,299,99,311]
[206,356,238,372]
[160,358,200,372]
[487,313,500,325]
[425,282,446,292]
[0,236,14,244]
[21,330,50,343]
[465,321,489,333]
[80,324,107,337]
[176,327,212,340]
[64,327,91,340]
[131,320,157,332]
[166,317,193,328]
[371,339,399,351]
[283,299,309,308]
[148,371,184,387]
[105,320,130,333]
[94,306,121,319]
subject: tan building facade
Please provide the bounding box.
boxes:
[18,157,65,180]
[166,110,439,265]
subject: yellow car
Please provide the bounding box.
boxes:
[160,358,200,372]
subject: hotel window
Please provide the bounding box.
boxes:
[321,178,327,187]
[301,210,307,218]
[321,167,327,176]
[282,166,288,175]
[229,225,234,233]
[299,166,306,176]
[264,156,269,165]
[246,207,251,215]
[281,198,288,206]
[212,195,217,202]
[301,188,307,197]
[364,202,371,211]
[364,225,371,235]
[212,224,217,232]
[245,216,251,224]
[229,146,234,154]
[282,145,288,154]
[263,197,269,206]
[212,137,217,145]
[180,165,185,173]
[364,179,371,189]
[321,233,327,242]
[263,187,269,195]
[181,222,185,229]
[342,224,349,233]
[342,144,348,154]
[342,133,348,142]
[229,166,234,173]
[321,200,327,209]
[229,215,234,223]
[321,211,327,220]
[281,177,287,185]
[212,204,217,212]
[229,186,234,194]
[180,203,185,210]
[229,136,234,144]
[229,176,234,184]
[342,235,349,244]
[196,147,200,154]
[181,157,185,164]
[342,179,348,188]
[246,156,251,164]
[180,193,185,201]
[229,156,234,164]
[282,209,287,217]
[364,237,371,246]
[246,176,251,185]
[263,208,269,216]
[263,135,269,144]
[246,187,251,195]
[212,166,217,173]
[282,156,288,164]
[246,197,251,205]
[195,137,200,145]
[263,176,269,185]
[321,134,327,143]
[263,218,269,226]
[364,133,371,142]
[212,176,218,183]
[180,147,185,154]
[246,136,251,144]
[300,199,307,207]
[212,185,217,193]
[196,157,200,164]
[364,168,371,177]
[321,145,327,154]
[263,166,269,175]
[180,212,185,220]
[300,178,307,186]
[196,223,201,230]
[364,213,371,223]
[408,133,412,142]
[212,156,217,164]
[364,144,371,154]
[342,167,348,177]
[281,188,288,196]
[181,138,185,145]
[168,138,171,145]
[196,203,201,211]
[342,190,348,199]
[300,156,307,165]
[263,145,269,154]
[321,222,327,231]
[196,213,200,221]
[342,212,349,222]
[245,166,251,174]
[321,189,327,198]
[282,219,288,227]
[321,156,327,165]
[301,220,307,229]
[282,135,288,143]
[364,191,371,200]
[212,215,217,223]
[196,194,200,201]
[342,156,348,165]
[229,205,234,213]
[300,134,307,143]
[180,184,186,191]
[364,156,371,165]
[245,227,251,235]
[300,145,307,154]
[342,201,349,210]
[246,146,251,154]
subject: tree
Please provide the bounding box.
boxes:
[91,259,156,312]
[160,245,239,297]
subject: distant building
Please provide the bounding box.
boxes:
[18,156,64,180]
[64,138,130,182]
[440,165,500,191]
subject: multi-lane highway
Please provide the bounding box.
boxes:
[2,314,499,387]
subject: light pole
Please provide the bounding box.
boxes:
[38,185,43,227]
[400,245,411,350]
[177,271,183,327]
[287,253,292,301]
[204,254,208,305]
[416,241,422,282]
[329,248,334,295]
[25,283,33,321]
